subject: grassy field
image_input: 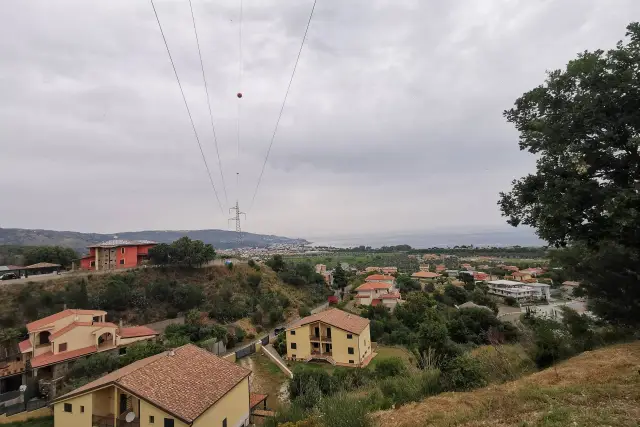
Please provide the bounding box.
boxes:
[2,417,53,427]
[374,341,640,426]
[369,345,417,372]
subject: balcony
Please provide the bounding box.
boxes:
[311,351,332,357]
[91,415,140,427]
[308,335,331,342]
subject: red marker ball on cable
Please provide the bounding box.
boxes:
[237,92,243,98]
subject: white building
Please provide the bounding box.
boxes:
[487,280,550,301]
[487,280,535,301]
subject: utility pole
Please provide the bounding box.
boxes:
[229,201,246,247]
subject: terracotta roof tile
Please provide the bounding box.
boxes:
[411,271,440,279]
[287,308,369,334]
[19,339,31,353]
[355,282,393,291]
[31,345,98,368]
[250,393,268,409]
[50,322,93,340]
[378,292,401,300]
[365,274,395,281]
[55,345,250,423]
[118,326,158,339]
[26,309,107,333]
[371,299,381,306]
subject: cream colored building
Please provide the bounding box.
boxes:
[285,309,376,368]
[52,344,253,427]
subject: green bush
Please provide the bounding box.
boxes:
[439,354,486,391]
[68,352,119,380]
[377,370,440,407]
[298,306,311,317]
[319,393,373,427]
[374,357,407,378]
[290,366,336,399]
[504,296,518,307]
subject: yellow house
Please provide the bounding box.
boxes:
[17,309,157,387]
[285,308,376,368]
[52,344,252,427]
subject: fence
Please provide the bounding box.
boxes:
[0,391,20,404]
[260,335,270,346]
[235,343,256,360]
[200,339,226,356]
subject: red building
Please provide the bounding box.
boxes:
[79,239,157,271]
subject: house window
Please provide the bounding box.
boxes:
[223,418,228,427]
[121,247,126,254]
[164,419,174,427]
[64,403,72,413]
[347,334,353,339]
[349,360,354,364]
[59,343,67,352]
[90,261,95,267]
[290,330,295,336]
[290,343,297,350]
[119,347,127,356]
[149,416,155,424]
[119,259,125,265]
[348,347,354,355]
[80,406,84,413]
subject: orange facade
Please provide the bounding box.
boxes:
[80,242,156,270]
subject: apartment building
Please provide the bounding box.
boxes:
[285,309,375,367]
[79,240,157,271]
[355,276,402,310]
[52,344,253,427]
[487,280,549,301]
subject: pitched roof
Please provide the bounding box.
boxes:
[286,308,369,334]
[26,309,107,333]
[365,274,395,281]
[31,345,99,368]
[24,262,61,269]
[119,326,158,339]
[411,271,440,278]
[458,301,492,311]
[355,282,393,291]
[19,339,31,353]
[378,292,401,300]
[49,321,118,340]
[55,344,251,424]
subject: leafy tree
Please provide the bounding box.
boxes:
[396,274,421,293]
[298,305,311,317]
[498,22,640,326]
[266,255,286,272]
[374,357,407,378]
[119,340,165,366]
[148,237,215,267]
[443,285,468,305]
[504,296,518,307]
[333,264,348,289]
[24,245,77,267]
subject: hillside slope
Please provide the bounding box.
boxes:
[375,342,640,427]
[0,227,308,251]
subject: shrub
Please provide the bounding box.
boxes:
[504,296,518,307]
[319,393,373,427]
[374,357,407,378]
[290,366,335,399]
[298,306,311,317]
[377,370,440,407]
[68,352,119,380]
[274,332,287,356]
[247,273,262,288]
[439,354,486,391]
[470,344,536,384]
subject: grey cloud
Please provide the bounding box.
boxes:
[0,0,638,239]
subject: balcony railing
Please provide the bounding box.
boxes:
[92,415,115,427]
[311,351,332,357]
[309,335,331,342]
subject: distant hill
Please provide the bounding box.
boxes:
[0,228,308,253]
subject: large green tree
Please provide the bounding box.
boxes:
[148,237,215,267]
[499,22,640,326]
[24,245,77,267]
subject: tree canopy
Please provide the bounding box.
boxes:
[148,237,215,267]
[499,22,640,326]
[23,245,77,267]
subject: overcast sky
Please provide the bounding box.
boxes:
[0,0,637,240]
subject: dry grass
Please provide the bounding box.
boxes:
[374,341,640,427]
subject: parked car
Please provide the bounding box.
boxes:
[0,273,18,280]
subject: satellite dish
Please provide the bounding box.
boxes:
[125,412,136,423]
[19,385,27,392]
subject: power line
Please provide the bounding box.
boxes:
[150,0,225,215]
[236,0,244,199]
[249,0,318,211]
[188,0,230,208]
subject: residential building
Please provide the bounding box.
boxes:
[321,271,333,287]
[411,271,440,280]
[422,254,440,261]
[315,264,327,274]
[52,344,254,427]
[380,267,398,275]
[79,240,157,271]
[527,283,551,300]
[435,264,446,272]
[355,280,402,310]
[512,271,532,281]
[16,309,157,395]
[504,265,520,272]
[444,269,459,277]
[419,265,431,272]
[473,272,489,281]
[487,280,536,301]
[461,263,473,270]
[365,266,381,273]
[521,267,545,277]
[285,308,375,367]
[364,274,395,284]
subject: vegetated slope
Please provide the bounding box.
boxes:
[0,227,308,251]
[0,264,327,328]
[375,342,640,427]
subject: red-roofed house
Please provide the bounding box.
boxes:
[17,309,157,393]
[355,281,402,310]
[473,272,489,281]
[504,265,520,272]
[365,274,395,284]
[435,264,446,272]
